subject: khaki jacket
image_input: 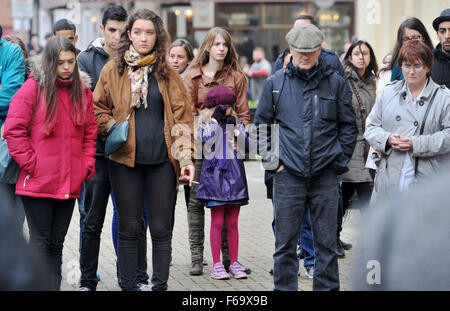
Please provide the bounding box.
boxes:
[341,71,376,183]
[93,59,194,179]
[182,66,251,126]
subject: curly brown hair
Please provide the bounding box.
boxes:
[116,9,171,81]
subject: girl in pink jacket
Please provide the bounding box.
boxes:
[4,36,97,290]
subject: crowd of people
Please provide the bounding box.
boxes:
[0,4,449,291]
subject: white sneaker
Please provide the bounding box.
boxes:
[137,283,152,291]
[78,286,91,291]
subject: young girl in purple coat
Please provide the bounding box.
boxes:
[196,85,249,280]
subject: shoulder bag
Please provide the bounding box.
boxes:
[349,79,370,162]
[104,110,133,157]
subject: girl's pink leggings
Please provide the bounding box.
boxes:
[210,204,241,265]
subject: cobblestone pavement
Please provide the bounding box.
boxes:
[38,160,361,291]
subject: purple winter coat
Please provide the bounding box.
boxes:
[196,119,249,202]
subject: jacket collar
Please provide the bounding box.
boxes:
[187,65,232,81]
[434,43,450,61]
[286,58,333,81]
[400,78,435,102]
[86,37,109,57]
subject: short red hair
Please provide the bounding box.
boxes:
[398,40,434,77]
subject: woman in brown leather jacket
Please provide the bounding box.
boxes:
[182,27,251,277]
[93,9,194,291]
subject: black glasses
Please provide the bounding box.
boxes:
[402,35,422,42]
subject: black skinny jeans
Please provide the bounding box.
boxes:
[21,196,75,291]
[79,157,149,290]
[109,160,176,291]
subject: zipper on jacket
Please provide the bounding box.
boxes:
[23,174,30,188]
[309,94,318,176]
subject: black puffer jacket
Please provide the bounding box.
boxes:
[255,59,357,178]
[433,44,450,89]
[77,38,110,156]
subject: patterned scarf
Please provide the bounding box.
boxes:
[124,45,157,109]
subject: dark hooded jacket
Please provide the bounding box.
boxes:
[77,38,110,156]
[255,59,357,178]
[432,43,450,89]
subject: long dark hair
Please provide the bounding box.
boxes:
[380,17,433,76]
[116,9,171,81]
[343,40,379,82]
[41,36,84,134]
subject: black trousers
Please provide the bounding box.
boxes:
[109,160,176,291]
[21,196,75,291]
[337,181,373,237]
[79,157,149,290]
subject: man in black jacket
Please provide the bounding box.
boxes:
[254,24,357,291]
[77,5,134,292]
[432,9,450,88]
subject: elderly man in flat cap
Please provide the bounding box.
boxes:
[254,23,357,291]
[432,8,450,88]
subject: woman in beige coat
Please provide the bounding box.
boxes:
[340,41,378,214]
[365,41,450,207]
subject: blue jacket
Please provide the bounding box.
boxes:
[255,59,357,177]
[0,38,25,126]
[272,48,346,79]
[196,119,249,202]
[390,59,404,82]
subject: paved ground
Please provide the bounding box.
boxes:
[26,160,361,291]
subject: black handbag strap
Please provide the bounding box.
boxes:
[414,87,440,177]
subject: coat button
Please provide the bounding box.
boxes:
[414,121,419,126]
[65,194,69,199]
[419,100,424,106]
[396,115,401,121]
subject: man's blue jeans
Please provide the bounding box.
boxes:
[273,168,340,291]
[299,208,315,267]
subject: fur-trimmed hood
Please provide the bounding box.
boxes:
[28,54,92,89]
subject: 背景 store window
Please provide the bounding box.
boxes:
[215,2,354,66]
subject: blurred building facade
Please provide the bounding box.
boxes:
[2,0,450,66]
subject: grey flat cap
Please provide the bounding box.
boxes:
[285,24,324,53]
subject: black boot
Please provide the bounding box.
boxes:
[336,240,345,258]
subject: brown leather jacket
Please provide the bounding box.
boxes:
[182,66,251,126]
[93,59,194,178]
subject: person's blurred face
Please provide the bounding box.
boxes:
[350,44,371,74]
[402,28,423,44]
[252,49,264,62]
[56,50,76,79]
[54,29,78,45]
[290,47,321,71]
[100,20,126,51]
[128,19,157,56]
[401,58,429,86]
[169,46,190,74]
[31,36,40,47]
[208,34,228,63]
[437,21,450,55]
[294,18,312,27]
